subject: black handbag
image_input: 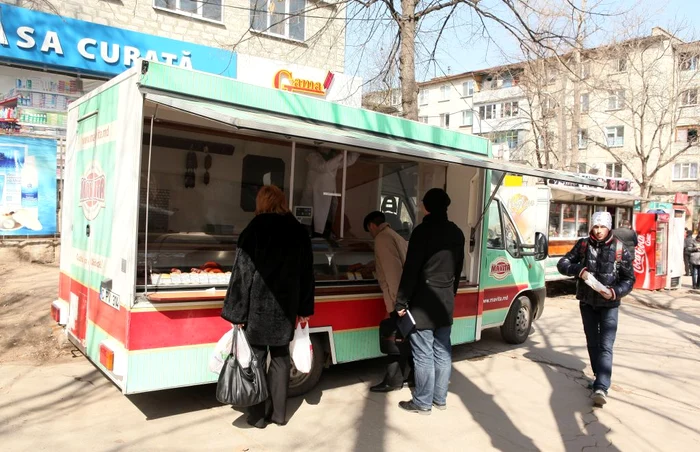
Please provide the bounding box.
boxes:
[378,313,411,356]
[216,326,269,407]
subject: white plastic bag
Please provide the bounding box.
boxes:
[209,326,252,374]
[584,274,612,298]
[290,323,313,373]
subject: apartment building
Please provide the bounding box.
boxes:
[417,27,700,220]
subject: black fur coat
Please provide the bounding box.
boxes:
[221,213,315,346]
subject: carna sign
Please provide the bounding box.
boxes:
[0,4,236,78]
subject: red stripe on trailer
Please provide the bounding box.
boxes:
[128,308,230,350]
[87,284,129,345]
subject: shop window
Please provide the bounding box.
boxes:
[549,203,590,239]
[250,0,306,41]
[240,155,286,212]
[549,203,562,237]
[486,202,504,249]
[576,205,590,237]
[154,0,223,22]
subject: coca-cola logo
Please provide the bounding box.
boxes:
[633,233,652,274]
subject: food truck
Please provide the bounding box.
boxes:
[51,61,598,395]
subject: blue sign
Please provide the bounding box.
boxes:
[0,136,57,236]
[0,4,236,78]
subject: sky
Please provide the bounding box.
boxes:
[345,0,700,85]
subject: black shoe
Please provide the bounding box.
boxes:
[398,400,431,415]
[370,382,403,393]
[246,416,267,429]
[432,401,447,411]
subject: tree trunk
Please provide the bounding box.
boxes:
[399,1,418,120]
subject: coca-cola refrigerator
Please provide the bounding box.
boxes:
[633,213,669,290]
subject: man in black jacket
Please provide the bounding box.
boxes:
[683,229,695,276]
[395,188,465,415]
[557,211,635,407]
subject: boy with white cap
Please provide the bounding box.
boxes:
[557,211,635,407]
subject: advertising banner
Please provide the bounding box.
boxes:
[0,136,57,235]
[0,4,236,78]
[633,213,656,290]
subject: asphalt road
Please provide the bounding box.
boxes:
[1,280,699,451]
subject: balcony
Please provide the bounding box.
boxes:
[473,85,525,104]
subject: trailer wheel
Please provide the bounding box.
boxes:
[500,295,533,344]
[288,334,326,397]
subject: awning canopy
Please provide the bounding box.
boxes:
[549,184,640,204]
[143,92,603,187]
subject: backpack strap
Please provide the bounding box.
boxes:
[615,239,623,264]
[579,239,588,262]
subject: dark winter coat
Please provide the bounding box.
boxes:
[612,227,638,258]
[557,233,635,308]
[684,236,696,256]
[395,212,465,330]
[221,213,315,346]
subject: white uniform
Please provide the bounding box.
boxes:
[300,151,359,234]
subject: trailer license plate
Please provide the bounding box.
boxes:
[99,288,120,310]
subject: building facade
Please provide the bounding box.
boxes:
[417,28,700,226]
[0,1,354,239]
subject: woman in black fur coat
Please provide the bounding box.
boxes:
[222,185,315,428]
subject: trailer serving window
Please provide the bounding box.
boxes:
[137,118,447,290]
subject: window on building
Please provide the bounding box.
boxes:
[486,201,504,249]
[606,162,623,178]
[672,162,698,180]
[418,116,428,124]
[606,126,624,147]
[608,90,625,110]
[462,80,475,97]
[580,61,591,79]
[581,93,589,113]
[501,101,519,118]
[542,97,557,116]
[493,130,519,149]
[616,58,627,72]
[577,163,588,174]
[250,0,306,41]
[679,53,699,71]
[479,104,496,120]
[578,129,588,149]
[676,126,700,143]
[419,89,429,105]
[462,110,473,126]
[155,0,223,21]
[681,89,698,106]
[440,113,450,128]
[440,85,450,101]
[391,90,401,106]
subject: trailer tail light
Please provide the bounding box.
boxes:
[99,343,115,371]
[51,299,69,325]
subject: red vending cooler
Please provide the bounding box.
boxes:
[633,213,669,290]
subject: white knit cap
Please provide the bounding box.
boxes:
[591,211,612,230]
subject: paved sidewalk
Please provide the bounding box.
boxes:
[1,283,699,451]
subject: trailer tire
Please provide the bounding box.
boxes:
[500,295,533,344]
[288,334,326,397]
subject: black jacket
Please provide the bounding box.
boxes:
[684,236,696,255]
[221,213,315,346]
[395,212,465,330]
[612,227,638,258]
[557,233,635,308]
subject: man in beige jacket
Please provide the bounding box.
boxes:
[363,211,411,392]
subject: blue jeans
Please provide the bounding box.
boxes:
[409,326,452,409]
[580,303,618,393]
[692,265,700,288]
